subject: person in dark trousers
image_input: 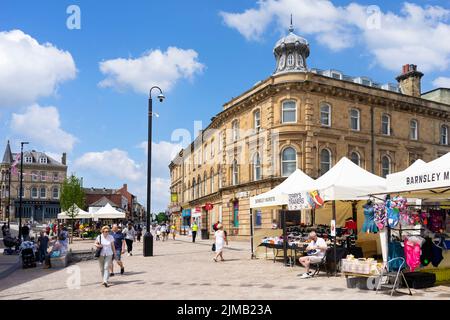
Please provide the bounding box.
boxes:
[136,225,142,242]
[37,230,49,263]
[122,223,136,256]
[191,222,198,243]
[21,224,30,241]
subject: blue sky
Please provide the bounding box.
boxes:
[1,0,450,212]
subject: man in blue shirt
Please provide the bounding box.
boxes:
[110,224,125,276]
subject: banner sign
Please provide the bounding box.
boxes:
[171,193,178,203]
[288,190,324,210]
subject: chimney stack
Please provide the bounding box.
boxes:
[123,183,128,191]
[61,152,67,165]
[396,64,424,97]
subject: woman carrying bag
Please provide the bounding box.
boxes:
[213,224,228,262]
[94,226,116,287]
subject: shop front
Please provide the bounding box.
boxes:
[181,208,191,235]
[169,205,182,234]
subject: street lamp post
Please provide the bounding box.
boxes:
[143,86,165,257]
[18,142,29,240]
[7,168,11,229]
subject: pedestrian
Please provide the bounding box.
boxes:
[160,223,167,242]
[37,230,49,264]
[213,224,228,262]
[21,223,30,241]
[1,223,7,236]
[122,223,136,256]
[213,221,220,231]
[165,221,170,241]
[155,224,161,241]
[171,223,176,240]
[110,224,125,276]
[136,225,142,242]
[191,221,198,243]
[94,226,116,287]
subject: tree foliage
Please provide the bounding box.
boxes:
[60,175,85,241]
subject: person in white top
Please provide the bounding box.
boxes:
[94,226,116,287]
[122,223,136,256]
[298,231,328,279]
[213,224,228,262]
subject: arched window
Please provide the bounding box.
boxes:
[192,179,195,199]
[232,160,239,185]
[232,120,239,142]
[281,147,296,177]
[197,176,201,198]
[320,149,332,175]
[203,172,207,195]
[410,120,418,140]
[350,151,361,167]
[253,153,261,181]
[210,169,214,194]
[350,108,360,131]
[40,187,46,199]
[31,187,38,199]
[381,155,391,178]
[218,166,223,189]
[320,103,331,126]
[282,100,296,123]
[382,114,391,135]
[441,125,448,145]
[254,110,261,131]
[287,53,294,66]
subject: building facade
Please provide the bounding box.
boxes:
[168,25,450,239]
[0,141,68,222]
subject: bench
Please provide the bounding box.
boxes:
[50,252,71,268]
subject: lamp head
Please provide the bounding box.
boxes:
[157,93,165,103]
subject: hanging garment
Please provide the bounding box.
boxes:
[374,204,386,230]
[344,219,357,235]
[388,241,406,271]
[429,210,445,233]
[420,237,433,266]
[362,205,378,233]
[404,239,421,272]
[388,207,400,228]
[431,238,444,267]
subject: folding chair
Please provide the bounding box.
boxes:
[376,257,412,296]
[310,248,333,277]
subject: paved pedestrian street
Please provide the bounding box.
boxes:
[0,236,449,300]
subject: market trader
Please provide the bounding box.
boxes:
[298,231,327,279]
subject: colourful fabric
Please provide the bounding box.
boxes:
[362,205,378,233]
[374,203,386,230]
[404,239,421,272]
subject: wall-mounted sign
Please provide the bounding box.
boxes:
[204,203,214,211]
[236,191,250,199]
[171,193,178,203]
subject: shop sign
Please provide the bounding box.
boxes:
[236,191,250,199]
[169,206,181,213]
[182,209,191,217]
[331,220,336,237]
[204,203,214,211]
[192,207,202,218]
[288,192,310,210]
[405,171,450,186]
[171,193,178,203]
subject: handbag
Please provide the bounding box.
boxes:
[94,235,102,258]
[212,243,216,251]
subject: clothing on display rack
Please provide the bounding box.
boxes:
[374,203,387,230]
[362,202,378,233]
[388,241,406,271]
[404,238,422,272]
[429,210,446,233]
[344,218,357,235]
[420,237,433,266]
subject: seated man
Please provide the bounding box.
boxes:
[298,231,327,279]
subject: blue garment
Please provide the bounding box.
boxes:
[112,231,124,251]
[362,205,378,233]
[388,242,406,271]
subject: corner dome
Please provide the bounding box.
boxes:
[273,18,310,75]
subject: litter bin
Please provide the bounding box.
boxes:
[201,229,209,240]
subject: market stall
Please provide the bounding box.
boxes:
[57,204,93,220]
[92,203,126,222]
[365,153,450,287]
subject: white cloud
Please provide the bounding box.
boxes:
[432,77,450,88]
[221,1,450,72]
[10,104,77,153]
[138,140,182,173]
[74,149,142,182]
[0,29,76,108]
[98,47,205,94]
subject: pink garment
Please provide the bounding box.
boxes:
[404,239,421,272]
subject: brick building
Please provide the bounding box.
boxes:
[168,24,450,238]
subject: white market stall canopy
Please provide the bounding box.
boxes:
[58,204,92,219]
[93,203,126,219]
[383,152,450,198]
[315,157,387,201]
[250,169,315,208]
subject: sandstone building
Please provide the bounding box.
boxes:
[168,24,450,238]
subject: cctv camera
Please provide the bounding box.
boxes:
[157,93,165,102]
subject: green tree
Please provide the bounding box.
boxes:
[60,174,85,243]
[156,212,167,224]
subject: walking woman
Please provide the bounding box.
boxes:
[122,223,136,256]
[95,226,116,287]
[213,224,228,262]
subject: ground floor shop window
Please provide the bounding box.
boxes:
[255,210,262,227]
[233,201,239,228]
